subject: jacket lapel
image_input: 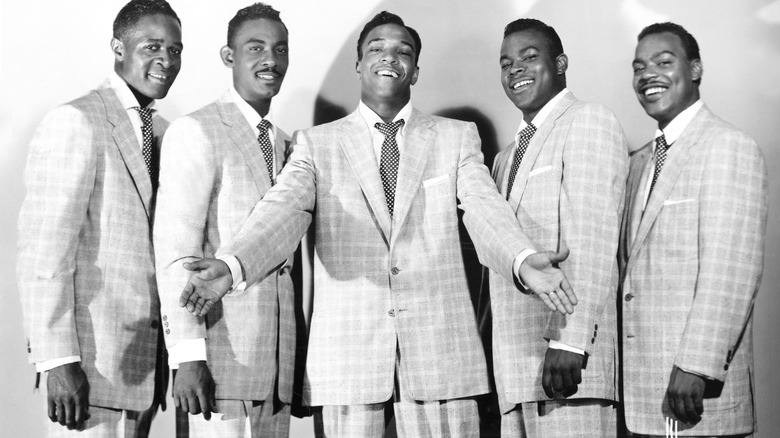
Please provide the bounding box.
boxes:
[219,93,273,195]
[100,83,154,222]
[391,109,432,244]
[338,110,392,244]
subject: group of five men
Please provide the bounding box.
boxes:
[17,1,766,437]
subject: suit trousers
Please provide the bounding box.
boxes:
[501,398,616,438]
[188,399,290,438]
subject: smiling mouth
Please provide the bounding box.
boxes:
[643,86,667,97]
[512,79,533,90]
[376,69,400,78]
[148,72,168,81]
[256,73,279,80]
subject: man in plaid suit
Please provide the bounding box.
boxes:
[16,0,182,436]
[487,18,628,437]
[177,11,577,438]
[619,22,767,437]
[154,4,296,437]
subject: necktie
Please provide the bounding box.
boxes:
[506,123,536,200]
[133,106,157,187]
[375,119,405,217]
[257,119,275,185]
[649,134,669,196]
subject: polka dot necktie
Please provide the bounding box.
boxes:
[506,123,536,200]
[649,134,669,196]
[257,119,275,185]
[133,106,157,187]
[375,119,405,217]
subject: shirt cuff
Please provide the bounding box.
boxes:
[512,248,538,289]
[36,356,80,373]
[218,254,246,296]
[168,338,208,370]
[549,340,585,355]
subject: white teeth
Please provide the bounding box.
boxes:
[257,74,275,80]
[644,87,666,96]
[377,70,399,78]
[148,73,167,80]
[512,79,532,89]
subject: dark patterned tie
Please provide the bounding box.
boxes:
[649,134,669,196]
[257,119,275,185]
[375,119,405,217]
[506,123,536,200]
[133,106,157,187]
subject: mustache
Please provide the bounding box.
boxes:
[257,66,283,76]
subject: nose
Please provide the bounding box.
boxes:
[509,59,525,75]
[157,50,172,68]
[380,51,398,64]
[261,51,278,68]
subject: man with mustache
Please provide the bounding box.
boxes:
[176,11,577,437]
[488,18,628,437]
[619,22,767,437]
[154,3,296,436]
[16,0,182,435]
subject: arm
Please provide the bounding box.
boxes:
[17,105,96,429]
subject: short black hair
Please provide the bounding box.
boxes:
[113,0,180,41]
[503,18,564,58]
[227,2,288,48]
[356,11,422,65]
[638,22,701,62]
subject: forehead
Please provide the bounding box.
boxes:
[501,29,551,55]
[124,13,181,42]
[234,17,288,43]
[635,32,686,59]
[363,23,415,49]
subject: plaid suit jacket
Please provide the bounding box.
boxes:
[154,92,296,404]
[489,93,628,412]
[17,81,167,411]
[218,108,533,406]
[618,105,767,435]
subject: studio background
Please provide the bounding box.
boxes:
[1,0,778,436]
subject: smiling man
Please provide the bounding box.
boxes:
[486,18,628,437]
[618,22,767,437]
[153,3,297,437]
[174,11,578,437]
[16,0,181,436]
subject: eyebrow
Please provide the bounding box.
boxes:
[633,50,677,64]
[244,37,288,46]
[500,45,540,60]
[366,37,414,49]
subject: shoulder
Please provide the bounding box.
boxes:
[566,100,622,126]
[695,109,761,160]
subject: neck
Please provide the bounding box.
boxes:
[246,98,271,118]
[362,94,409,123]
[127,84,153,108]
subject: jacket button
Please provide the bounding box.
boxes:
[162,315,167,321]
[624,294,634,301]
[390,267,400,275]
[388,310,395,317]
[151,320,159,329]
[165,329,170,335]
[724,364,729,371]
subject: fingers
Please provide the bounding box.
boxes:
[683,394,702,423]
[546,248,570,264]
[182,259,209,272]
[198,391,213,421]
[558,276,578,306]
[74,395,90,429]
[549,288,573,314]
[47,396,57,423]
[194,298,214,317]
[542,367,553,398]
[179,282,196,309]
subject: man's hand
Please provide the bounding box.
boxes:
[542,348,583,398]
[174,361,217,420]
[667,366,705,424]
[180,258,233,317]
[47,362,90,430]
[518,249,577,314]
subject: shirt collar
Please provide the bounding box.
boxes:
[654,99,703,148]
[515,88,569,137]
[358,100,413,135]
[229,86,275,133]
[110,71,156,111]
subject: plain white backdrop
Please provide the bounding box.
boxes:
[2,1,779,436]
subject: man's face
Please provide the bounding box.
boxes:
[632,32,702,128]
[500,29,566,122]
[222,18,289,105]
[356,23,419,104]
[113,14,182,101]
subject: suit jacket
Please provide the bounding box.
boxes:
[618,105,766,435]
[489,92,628,412]
[17,81,167,411]
[154,92,296,405]
[218,108,534,406]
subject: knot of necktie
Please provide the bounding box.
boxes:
[257,119,272,133]
[375,119,405,138]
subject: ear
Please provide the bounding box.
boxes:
[556,53,569,75]
[410,65,419,86]
[355,60,362,78]
[110,37,124,62]
[220,45,234,68]
[691,59,703,82]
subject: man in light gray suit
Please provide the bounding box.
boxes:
[16,0,182,436]
[177,11,577,437]
[619,22,767,437]
[154,4,296,437]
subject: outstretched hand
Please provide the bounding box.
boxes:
[518,249,577,314]
[179,258,233,317]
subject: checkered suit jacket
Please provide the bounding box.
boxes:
[618,105,767,435]
[154,92,296,404]
[218,108,534,406]
[488,92,628,413]
[17,81,167,411]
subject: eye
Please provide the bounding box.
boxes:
[500,61,511,70]
[398,50,411,57]
[633,65,644,73]
[170,47,181,55]
[523,54,537,61]
[276,47,288,54]
[146,44,160,51]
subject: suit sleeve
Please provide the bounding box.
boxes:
[545,105,629,353]
[674,134,767,381]
[218,130,314,285]
[16,106,96,363]
[154,116,214,349]
[457,122,535,283]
